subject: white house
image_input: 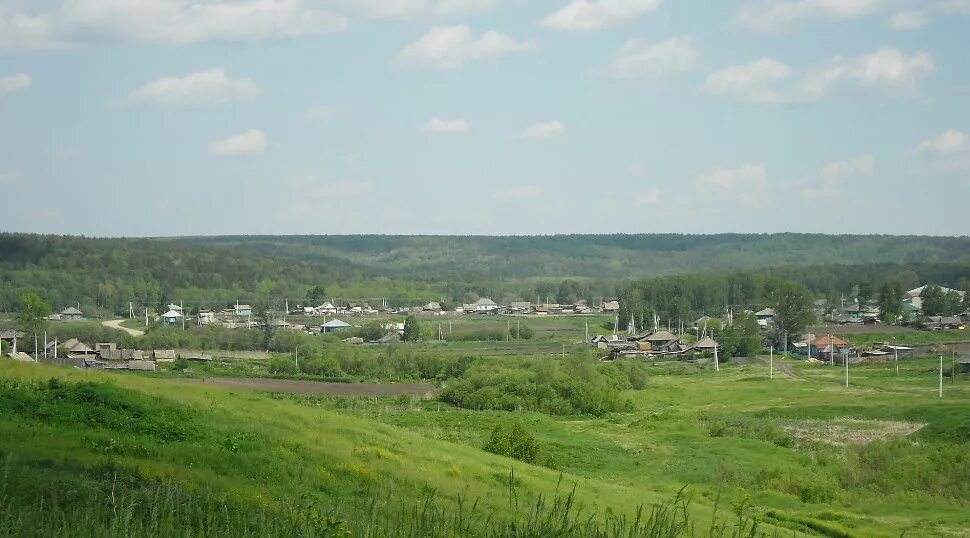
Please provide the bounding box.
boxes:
[161,309,182,325]
[321,319,352,333]
[755,308,776,328]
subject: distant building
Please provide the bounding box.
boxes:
[322,319,352,333]
[161,309,182,324]
[905,285,966,312]
[234,304,252,318]
[602,300,620,313]
[755,308,776,328]
[60,307,84,321]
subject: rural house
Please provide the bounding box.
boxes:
[59,307,84,321]
[755,308,775,328]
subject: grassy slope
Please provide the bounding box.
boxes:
[0,362,684,531]
[2,356,969,536]
[284,358,970,537]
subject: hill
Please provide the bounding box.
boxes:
[2,351,969,536]
[183,233,970,280]
[3,232,970,315]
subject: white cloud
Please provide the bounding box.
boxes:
[697,163,767,191]
[0,73,31,94]
[496,185,542,201]
[603,36,696,81]
[518,121,565,140]
[821,155,874,182]
[337,0,497,20]
[541,0,663,31]
[800,47,934,99]
[889,10,928,29]
[126,68,258,105]
[635,187,660,206]
[917,129,967,153]
[706,48,934,103]
[0,0,347,50]
[424,117,470,135]
[737,0,885,31]
[0,11,63,50]
[704,58,792,103]
[209,129,267,156]
[394,25,535,69]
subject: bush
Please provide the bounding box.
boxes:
[509,323,534,340]
[0,378,199,442]
[482,422,543,466]
[267,355,298,375]
[439,355,633,416]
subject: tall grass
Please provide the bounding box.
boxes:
[0,457,780,538]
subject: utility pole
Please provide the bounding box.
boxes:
[145,307,148,328]
[584,320,588,341]
[713,330,719,372]
[43,330,47,359]
[829,335,834,366]
[844,348,849,388]
[940,355,943,398]
[507,319,510,342]
[181,300,185,331]
[562,343,565,360]
[295,346,299,370]
[770,346,773,380]
[893,337,899,376]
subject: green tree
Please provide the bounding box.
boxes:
[17,292,52,354]
[763,279,815,351]
[720,311,762,358]
[921,285,962,316]
[857,282,874,303]
[354,321,385,342]
[403,315,420,342]
[878,279,904,324]
[305,285,327,305]
[252,301,276,349]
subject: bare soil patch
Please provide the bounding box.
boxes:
[179,377,437,397]
[784,418,925,447]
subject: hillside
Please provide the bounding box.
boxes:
[182,234,970,280]
[2,353,969,536]
[3,232,970,316]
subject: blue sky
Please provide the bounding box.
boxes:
[1,0,968,236]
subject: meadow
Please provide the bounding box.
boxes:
[1,346,968,537]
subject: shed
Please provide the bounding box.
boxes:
[152,349,177,362]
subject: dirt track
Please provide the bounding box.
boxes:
[179,377,437,396]
[102,319,145,337]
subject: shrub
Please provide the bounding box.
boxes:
[482,422,543,466]
[267,355,298,375]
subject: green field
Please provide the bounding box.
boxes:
[2,347,968,537]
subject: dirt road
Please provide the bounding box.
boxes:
[102,319,145,337]
[178,377,438,397]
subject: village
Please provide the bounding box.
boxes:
[3,283,969,375]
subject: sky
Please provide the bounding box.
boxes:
[1,0,969,237]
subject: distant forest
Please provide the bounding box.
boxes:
[2,232,970,315]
